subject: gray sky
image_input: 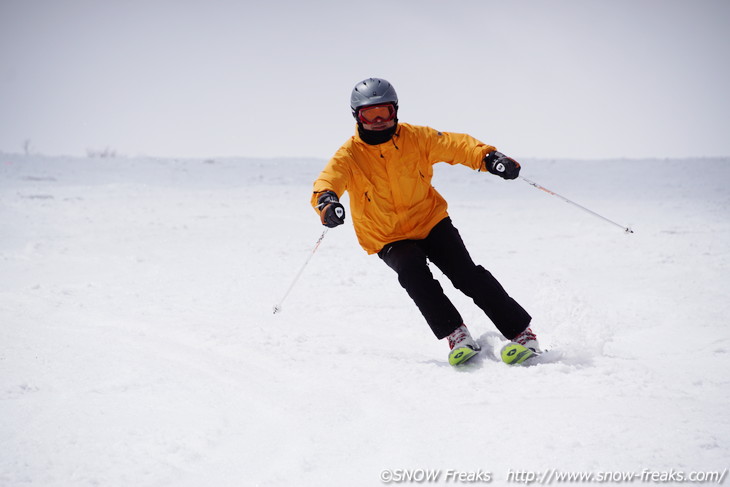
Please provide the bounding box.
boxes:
[1,0,728,160]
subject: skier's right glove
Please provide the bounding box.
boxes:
[317,190,346,228]
[484,150,521,180]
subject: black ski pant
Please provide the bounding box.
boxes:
[377,217,531,340]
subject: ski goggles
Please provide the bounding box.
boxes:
[357,103,397,124]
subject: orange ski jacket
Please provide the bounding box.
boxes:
[311,123,497,254]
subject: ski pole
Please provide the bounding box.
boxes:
[519,176,634,234]
[273,228,329,314]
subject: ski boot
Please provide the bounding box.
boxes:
[447,324,480,366]
[501,326,541,365]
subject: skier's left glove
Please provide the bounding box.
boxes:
[484,150,521,180]
[317,190,346,228]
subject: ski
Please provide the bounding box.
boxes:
[500,342,540,365]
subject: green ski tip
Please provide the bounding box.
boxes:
[501,342,537,365]
[449,346,479,366]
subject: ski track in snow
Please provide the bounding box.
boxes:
[1,154,728,486]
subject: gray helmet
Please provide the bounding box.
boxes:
[350,78,398,118]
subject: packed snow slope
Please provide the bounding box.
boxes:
[1,153,728,486]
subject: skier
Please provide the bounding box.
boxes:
[311,77,541,365]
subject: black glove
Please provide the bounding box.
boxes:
[484,150,521,180]
[317,190,346,228]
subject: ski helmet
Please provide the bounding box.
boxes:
[350,78,398,119]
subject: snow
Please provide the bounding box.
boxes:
[1,153,728,486]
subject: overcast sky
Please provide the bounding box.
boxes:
[1,0,728,160]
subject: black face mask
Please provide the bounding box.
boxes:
[357,120,398,145]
